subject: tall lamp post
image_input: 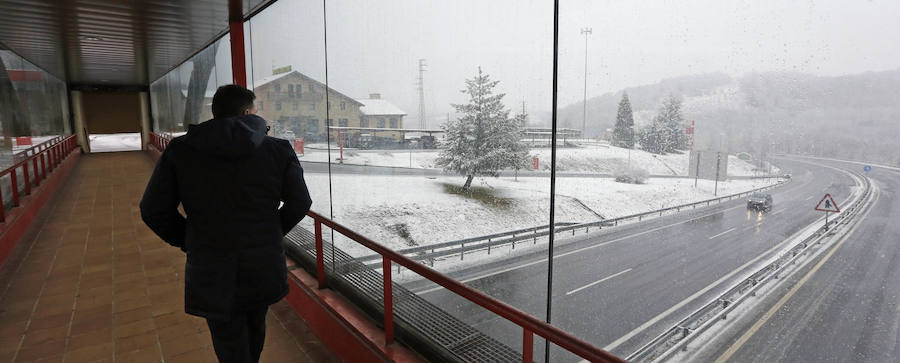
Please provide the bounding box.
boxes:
[581,27,592,139]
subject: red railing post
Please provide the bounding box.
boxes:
[315,219,326,288]
[0,183,4,222]
[382,257,394,344]
[10,168,18,207]
[32,158,40,186]
[23,163,30,196]
[40,153,46,180]
[523,329,533,363]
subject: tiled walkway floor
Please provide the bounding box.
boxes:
[0,152,336,362]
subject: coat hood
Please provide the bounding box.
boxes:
[184,114,267,158]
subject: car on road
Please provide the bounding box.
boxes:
[747,192,773,211]
[783,173,792,179]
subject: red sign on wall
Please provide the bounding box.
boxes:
[293,138,305,155]
[533,157,539,170]
[15,136,32,146]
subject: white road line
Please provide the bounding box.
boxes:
[769,210,784,216]
[708,227,736,240]
[804,196,812,201]
[416,204,745,294]
[566,268,632,296]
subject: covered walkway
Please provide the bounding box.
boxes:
[0,152,334,362]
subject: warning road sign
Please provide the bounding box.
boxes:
[814,194,840,213]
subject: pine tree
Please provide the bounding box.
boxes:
[613,92,634,148]
[654,94,687,152]
[436,67,526,189]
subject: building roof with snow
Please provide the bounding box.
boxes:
[253,70,362,106]
[357,94,406,116]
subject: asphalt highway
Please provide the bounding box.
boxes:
[707,159,899,363]
[401,157,857,361]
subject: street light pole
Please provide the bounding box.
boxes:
[581,27,592,139]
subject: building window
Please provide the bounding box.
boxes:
[275,83,281,93]
[390,117,398,128]
[339,118,348,127]
[258,102,264,111]
[276,101,282,111]
[309,84,314,92]
[288,84,294,97]
[292,102,298,110]
[306,119,319,134]
[327,119,333,126]
[296,84,302,98]
[327,101,331,110]
[360,117,369,128]
[340,102,346,110]
[310,103,316,111]
[377,117,386,128]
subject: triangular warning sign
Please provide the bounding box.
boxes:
[814,193,840,213]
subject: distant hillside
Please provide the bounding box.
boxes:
[555,69,900,166]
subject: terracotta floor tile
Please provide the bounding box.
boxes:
[64,342,113,362]
[67,328,112,352]
[21,325,68,347]
[15,339,66,361]
[115,330,159,355]
[115,346,163,363]
[114,305,153,325]
[114,318,155,339]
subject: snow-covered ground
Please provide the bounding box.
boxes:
[89,133,142,152]
[297,142,775,176]
[297,173,779,259]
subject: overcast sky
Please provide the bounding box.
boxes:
[241,0,900,127]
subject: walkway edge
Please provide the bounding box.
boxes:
[0,150,81,267]
[284,259,424,363]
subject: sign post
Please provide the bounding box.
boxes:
[814,193,840,230]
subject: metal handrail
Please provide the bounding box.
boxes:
[0,134,78,223]
[306,210,624,363]
[148,131,622,361]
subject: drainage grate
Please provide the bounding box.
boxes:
[284,227,521,363]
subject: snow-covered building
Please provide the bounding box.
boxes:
[356,93,406,141]
[253,68,362,142]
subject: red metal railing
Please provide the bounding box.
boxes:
[0,135,79,223]
[308,211,623,363]
[148,131,622,362]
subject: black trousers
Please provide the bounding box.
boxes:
[206,306,269,363]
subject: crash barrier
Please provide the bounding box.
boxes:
[627,172,872,362]
[288,211,624,363]
[358,179,790,265]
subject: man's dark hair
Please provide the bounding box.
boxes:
[212,84,256,118]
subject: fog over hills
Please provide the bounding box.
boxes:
[553,69,900,166]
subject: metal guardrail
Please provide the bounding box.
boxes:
[627,172,872,362]
[359,179,789,265]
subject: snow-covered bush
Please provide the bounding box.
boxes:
[614,165,649,184]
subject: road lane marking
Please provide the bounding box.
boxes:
[708,228,736,240]
[714,184,878,363]
[416,205,745,294]
[566,268,632,296]
[769,210,783,216]
[603,217,822,352]
[804,196,812,201]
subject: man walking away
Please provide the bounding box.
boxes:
[140,84,312,363]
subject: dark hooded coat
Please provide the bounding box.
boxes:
[140,114,312,320]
